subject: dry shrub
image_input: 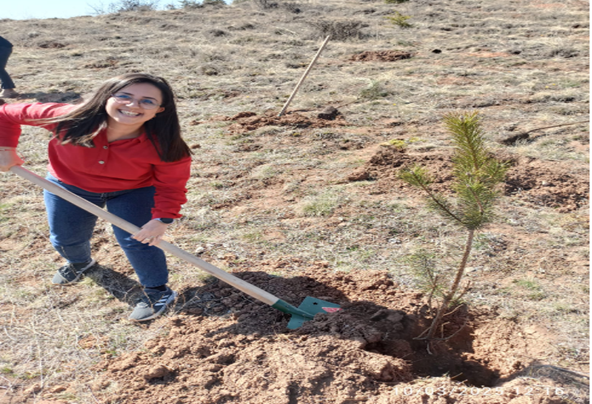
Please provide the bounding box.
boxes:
[208,29,228,37]
[282,2,302,13]
[254,0,279,9]
[174,0,202,8]
[110,0,159,12]
[309,20,366,41]
[202,0,226,7]
[254,0,301,13]
[38,40,67,48]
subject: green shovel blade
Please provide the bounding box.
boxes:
[286,296,341,330]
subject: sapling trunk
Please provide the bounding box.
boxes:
[424,229,474,340]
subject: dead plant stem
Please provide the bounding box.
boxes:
[33,332,45,388]
[442,303,464,317]
[524,120,589,135]
[433,319,469,341]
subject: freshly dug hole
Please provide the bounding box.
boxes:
[296,300,503,388]
[88,269,552,403]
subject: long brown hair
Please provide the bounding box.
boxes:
[48,73,191,162]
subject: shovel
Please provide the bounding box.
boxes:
[9,165,340,329]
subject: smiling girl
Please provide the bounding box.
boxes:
[0,73,192,321]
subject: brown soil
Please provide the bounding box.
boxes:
[79,269,575,404]
[0,1,588,403]
[0,110,588,404]
[351,147,589,212]
[211,110,348,136]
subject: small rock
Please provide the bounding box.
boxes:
[24,384,42,395]
[317,106,340,120]
[370,309,389,321]
[386,310,405,323]
[364,331,383,344]
[247,332,261,340]
[213,305,226,313]
[143,365,170,380]
[237,313,250,322]
[385,119,403,127]
[91,379,111,391]
[347,169,371,182]
[50,385,67,393]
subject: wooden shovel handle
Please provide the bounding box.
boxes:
[9,165,280,306]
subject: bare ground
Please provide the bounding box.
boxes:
[0,0,589,403]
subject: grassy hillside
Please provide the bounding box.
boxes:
[0,1,589,403]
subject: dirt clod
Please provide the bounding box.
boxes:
[143,365,171,380]
[318,106,341,120]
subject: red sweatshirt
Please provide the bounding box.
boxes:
[0,102,191,219]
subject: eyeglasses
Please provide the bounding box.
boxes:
[111,93,161,110]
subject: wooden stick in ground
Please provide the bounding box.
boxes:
[278,35,331,117]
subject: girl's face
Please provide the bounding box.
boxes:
[105,82,165,128]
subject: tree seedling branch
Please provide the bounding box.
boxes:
[400,111,509,347]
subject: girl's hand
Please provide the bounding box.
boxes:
[132,219,170,246]
[0,148,24,172]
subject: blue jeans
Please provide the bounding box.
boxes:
[43,174,168,288]
[0,46,15,90]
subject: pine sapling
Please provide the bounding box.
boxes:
[400,111,508,345]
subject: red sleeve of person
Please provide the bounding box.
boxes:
[0,71,193,322]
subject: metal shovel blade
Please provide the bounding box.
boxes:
[286,296,342,330]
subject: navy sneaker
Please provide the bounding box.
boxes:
[129,286,177,322]
[52,259,97,285]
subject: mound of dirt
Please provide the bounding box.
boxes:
[504,156,589,212]
[213,110,347,135]
[351,147,589,212]
[350,51,413,62]
[85,268,570,404]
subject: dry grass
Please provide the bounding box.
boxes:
[0,0,589,402]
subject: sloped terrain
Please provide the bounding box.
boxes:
[0,0,588,403]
